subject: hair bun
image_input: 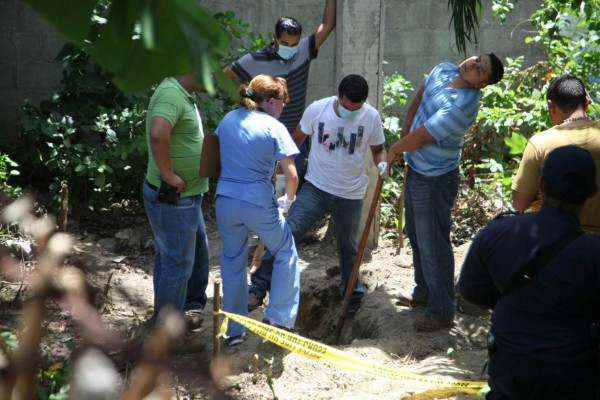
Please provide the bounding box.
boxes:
[242,88,255,99]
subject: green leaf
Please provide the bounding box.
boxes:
[95,173,106,187]
[504,131,528,155]
[93,0,137,72]
[24,0,233,94]
[21,0,97,45]
[138,0,158,49]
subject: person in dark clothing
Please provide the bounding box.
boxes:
[459,145,600,400]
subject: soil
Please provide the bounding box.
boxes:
[1,199,494,400]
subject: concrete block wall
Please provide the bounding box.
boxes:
[384,0,543,86]
[1,0,65,142]
[1,0,543,143]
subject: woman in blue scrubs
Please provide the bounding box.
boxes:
[215,75,300,345]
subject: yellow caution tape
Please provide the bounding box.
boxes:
[218,310,486,389]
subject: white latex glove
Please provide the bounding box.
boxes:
[274,174,286,197]
[277,195,295,214]
[377,161,389,179]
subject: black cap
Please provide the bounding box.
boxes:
[542,145,597,191]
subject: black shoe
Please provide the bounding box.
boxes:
[248,292,265,312]
[223,332,246,347]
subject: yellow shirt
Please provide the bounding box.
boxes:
[512,121,600,233]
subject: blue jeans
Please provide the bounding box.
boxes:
[216,195,299,337]
[250,181,364,305]
[143,182,209,315]
[405,167,460,321]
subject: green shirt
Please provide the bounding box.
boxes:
[145,77,208,197]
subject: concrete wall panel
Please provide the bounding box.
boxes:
[1,0,544,142]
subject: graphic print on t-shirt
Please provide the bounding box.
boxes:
[317,122,364,157]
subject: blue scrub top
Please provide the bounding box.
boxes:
[215,108,299,208]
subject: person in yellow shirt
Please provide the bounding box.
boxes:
[512,74,600,233]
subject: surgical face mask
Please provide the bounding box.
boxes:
[276,41,299,60]
[337,100,361,121]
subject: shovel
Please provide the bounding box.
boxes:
[333,176,384,344]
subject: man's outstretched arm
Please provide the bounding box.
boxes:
[314,0,336,50]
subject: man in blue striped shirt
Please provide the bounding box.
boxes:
[387,54,504,332]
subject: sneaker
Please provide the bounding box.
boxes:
[413,314,454,332]
[395,292,426,308]
[224,332,246,347]
[184,309,204,330]
[248,292,265,312]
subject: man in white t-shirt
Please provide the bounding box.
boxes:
[248,74,388,313]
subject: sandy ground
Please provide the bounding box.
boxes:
[59,203,493,400]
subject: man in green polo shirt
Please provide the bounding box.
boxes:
[143,72,209,330]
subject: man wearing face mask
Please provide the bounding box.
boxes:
[224,1,336,179]
[247,74,388,315]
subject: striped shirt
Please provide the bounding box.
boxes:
[145,77,208,197]
[405,62,481,176]
[230,34,318,134]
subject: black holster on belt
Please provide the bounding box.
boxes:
[157,180,179,204]
[487,330,497,358]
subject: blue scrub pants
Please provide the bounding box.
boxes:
[249,181,364,306]
[215,195,299,337]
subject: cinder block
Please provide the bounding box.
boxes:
[0,1,14,34]
[14,1,54,33]
[0,90,20,141]
[0,63,17,90]
[17,62,63,92]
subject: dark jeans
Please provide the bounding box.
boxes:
[405,167,460,321]
[249,181,364,304]
[295,141,309,185]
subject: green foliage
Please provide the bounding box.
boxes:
[14,6,264,213]
[380,177,405,236]
[447,0,482,54]
[380,73,413,234]
[2,329,71,399]
[0,153,21,197]
[0,331,18,351]
[490,0,515,22]
[15,40,149,212]
[382,73,413,146]
[465,0,600,212]
[22,0,236,96]
[36,360,72,400]
[527,0,600,100]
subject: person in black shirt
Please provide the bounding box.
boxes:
[459,145,600,399]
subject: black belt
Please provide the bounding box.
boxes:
[145,179,158,191]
